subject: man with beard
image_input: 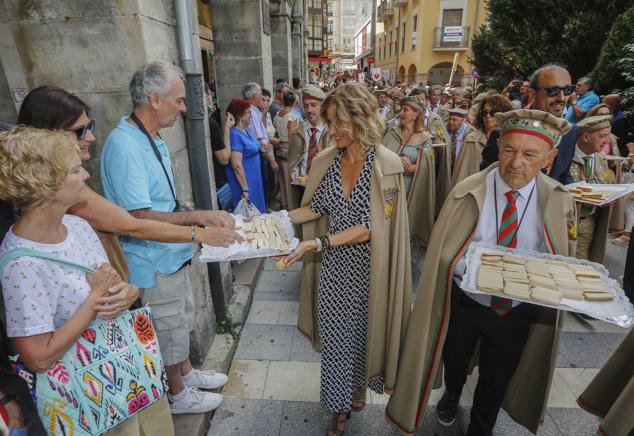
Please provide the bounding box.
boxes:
[481,64,579,185]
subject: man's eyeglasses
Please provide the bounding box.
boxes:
[73,120,95,140]
[533,85,575,97]
[479,110,498,118]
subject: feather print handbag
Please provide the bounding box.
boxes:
[0,248,167,436]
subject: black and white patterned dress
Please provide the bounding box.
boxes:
[309,147,384,413]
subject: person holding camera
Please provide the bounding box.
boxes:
[101,62,241,415]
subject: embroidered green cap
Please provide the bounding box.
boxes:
[496,109,571,148]
[400,97,425,113]
[576,115,612,133]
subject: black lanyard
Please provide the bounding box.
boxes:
[129,113,180,210]
[494,176,536,244]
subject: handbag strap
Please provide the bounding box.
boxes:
[0,247,96,277]
[129,112,181,210]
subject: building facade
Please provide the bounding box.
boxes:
[375,0,487,85]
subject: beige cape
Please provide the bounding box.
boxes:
[452,128,488,189]
[296,145,412,391]
[383,126,436,247]
[570,154,611,264]
[577,327,634,436]
[386,165,577,434]
[429,113,456,217]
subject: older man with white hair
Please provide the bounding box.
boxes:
[101,61,238,414]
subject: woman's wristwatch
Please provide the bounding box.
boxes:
[241,186,249,193]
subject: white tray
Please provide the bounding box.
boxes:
[199,211,299,262]
[565,182,634,206]
[459,242,634,328]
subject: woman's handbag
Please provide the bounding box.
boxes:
[0,248,167,436]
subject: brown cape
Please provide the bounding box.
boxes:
[577,327,634,436]
[386,165,577,434]
[297,145,412,391]
[452,128,488,189]
[383,126,436,247]
[287,121,330,210]
[570,153,611,264]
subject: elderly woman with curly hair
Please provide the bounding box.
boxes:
[452,93,513,187]
[0,127,173,435]
[282,83,412,436]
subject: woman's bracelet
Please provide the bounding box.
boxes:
[191,226,197,242]
[241,186,249,193]
[319,234,331,250]
[314,237,323,252]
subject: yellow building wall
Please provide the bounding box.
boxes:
[376,0,487,85]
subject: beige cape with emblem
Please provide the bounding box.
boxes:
[296,144,412,391]
[570,153,611,264]
[452,128,488,189]
[386,165,577,435]
[383,126,436,247]
[577,327,634,436]
[287,121,331,211]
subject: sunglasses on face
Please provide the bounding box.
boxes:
[479,110,498,118]
[533,85,575,97]
[73,120,96,140]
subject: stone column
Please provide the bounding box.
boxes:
[0,0,218,365]
[270,1,293,84]
[209,0,273,116]
[291,0,306,82]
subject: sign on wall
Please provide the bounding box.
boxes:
[443,26,463,42]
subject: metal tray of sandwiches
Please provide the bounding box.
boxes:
[460,242,634,327]
[199,211,299,262]
[565,182,634,206]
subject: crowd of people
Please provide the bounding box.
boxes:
[0,59,633,436]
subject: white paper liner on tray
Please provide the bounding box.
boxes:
[564,181,634,206]
[199,210,299,262]
[459,242,634,328]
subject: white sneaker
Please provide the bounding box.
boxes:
[168,387,223,414]
[182,368,229,390]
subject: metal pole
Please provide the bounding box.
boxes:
[175,0,227,323]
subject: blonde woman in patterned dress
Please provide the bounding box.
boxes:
[281,83,412,436]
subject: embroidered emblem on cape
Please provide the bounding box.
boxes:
[567,220,578,241]
[383,186,399,219]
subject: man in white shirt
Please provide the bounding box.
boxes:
[374,88,394,125]
[386,110,576,436]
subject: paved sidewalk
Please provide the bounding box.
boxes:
[208,241,630,435]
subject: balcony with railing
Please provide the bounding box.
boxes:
[393,0,408,7]
[377,0,394,22]
[433,26,470,49]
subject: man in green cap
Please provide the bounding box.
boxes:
[287,84,329,210]
[387,109,576,436]
[571,114,614,262]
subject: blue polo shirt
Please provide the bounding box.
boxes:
[566,90,599,124]
[100,117,194,288]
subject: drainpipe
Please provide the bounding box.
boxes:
[175,0,227,323]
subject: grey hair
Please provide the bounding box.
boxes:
[129,61,184,109]
[578,76,593,88]
[241,82,261,100]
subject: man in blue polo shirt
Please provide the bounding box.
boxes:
[566,76,600,124]
[101,61,241,414]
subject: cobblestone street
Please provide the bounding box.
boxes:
[208,241,629,435]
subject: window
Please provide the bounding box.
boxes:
[395,25,399,54]
[383,33,387,59]
[389,30,393,57]
[401,22,406,53]
[412,15,418,49]
[442,9,463,27]
[378,37,382,60]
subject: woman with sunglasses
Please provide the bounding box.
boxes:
[16,86,242,280]
[451,93,512,187]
